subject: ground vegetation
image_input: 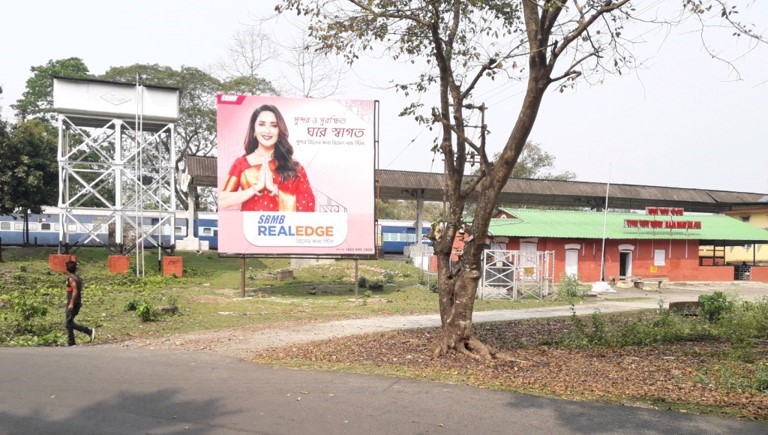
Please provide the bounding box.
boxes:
[1,248,767,419]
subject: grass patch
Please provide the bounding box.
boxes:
[0,247,570,346]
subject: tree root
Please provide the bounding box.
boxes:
[466,336,493,360]
[434,335,510,362]
[491,352,531,365]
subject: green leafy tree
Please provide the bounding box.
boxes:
[10,58,100,207]
[12,58,90,122]
[378,199,443,221]
[510,142,575,181]
[472,142,576,179]
[0,119,58,243]
[221,76,279,96]
[278,0,766,358]
[466,141,577,215]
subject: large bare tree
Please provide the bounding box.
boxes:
[277,0,766,359]
[219,20,347,98]
[218,27,277,80]
[279,32,348,98]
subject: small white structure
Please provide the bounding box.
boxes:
[53,77,180,268]
[478,249,556,300]
[405,243,434,271]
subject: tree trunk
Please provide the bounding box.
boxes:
[433,233,495,359]
[432,71,551,361]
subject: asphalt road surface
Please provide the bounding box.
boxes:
[2,346,767,435]
[3,282,767,434]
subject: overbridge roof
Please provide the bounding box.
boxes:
[186,156,766,213]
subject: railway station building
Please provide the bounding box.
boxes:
[447,207,768,285]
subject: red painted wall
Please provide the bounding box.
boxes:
[501,237,740,282]
[688,266,735,281]
[751,267,768,282]
[446,233,747,282]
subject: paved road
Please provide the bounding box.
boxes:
[2,282,767,434]
[2,346,767,435]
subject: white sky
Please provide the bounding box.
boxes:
[2,1,766,194]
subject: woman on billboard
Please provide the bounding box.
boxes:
[219,104,316,212]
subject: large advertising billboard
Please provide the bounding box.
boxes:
[216,95,377,256]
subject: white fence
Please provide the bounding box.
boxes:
[479,249,555,300]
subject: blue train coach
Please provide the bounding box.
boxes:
[194,212,219,250]
[378,219,432,254]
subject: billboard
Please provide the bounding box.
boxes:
[216,95,377,256]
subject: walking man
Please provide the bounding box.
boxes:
[64,260,95,346]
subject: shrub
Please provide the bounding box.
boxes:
[136,300,159,322]
[714,297,768,348]
[383,270,397,284]
[755,362,768,393]
[699,291,734,322]
[555,274,587,299]
[10,291,49,321]
[561,308,718,349]
[0,287,62,346]
[125,296,160,322]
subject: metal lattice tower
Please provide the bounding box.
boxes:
[53,77,179,274]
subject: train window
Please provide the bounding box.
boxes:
[175,226,185,236]
[0,222,10,230]
[41,222,52,231]
[213,229,218,237]
[28,223,39,231]
[14,222,24,230]
[201,227,212,236]
[67,224,77,233]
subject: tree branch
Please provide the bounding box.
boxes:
[552,0,631,61]
[347,0,431,26]
[460,57,499,100]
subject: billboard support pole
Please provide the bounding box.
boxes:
[354,258,359,299]
[241,255,246,298]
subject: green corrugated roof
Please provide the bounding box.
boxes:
[489,208,768,243]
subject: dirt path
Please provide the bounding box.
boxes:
[113,281,768,360]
